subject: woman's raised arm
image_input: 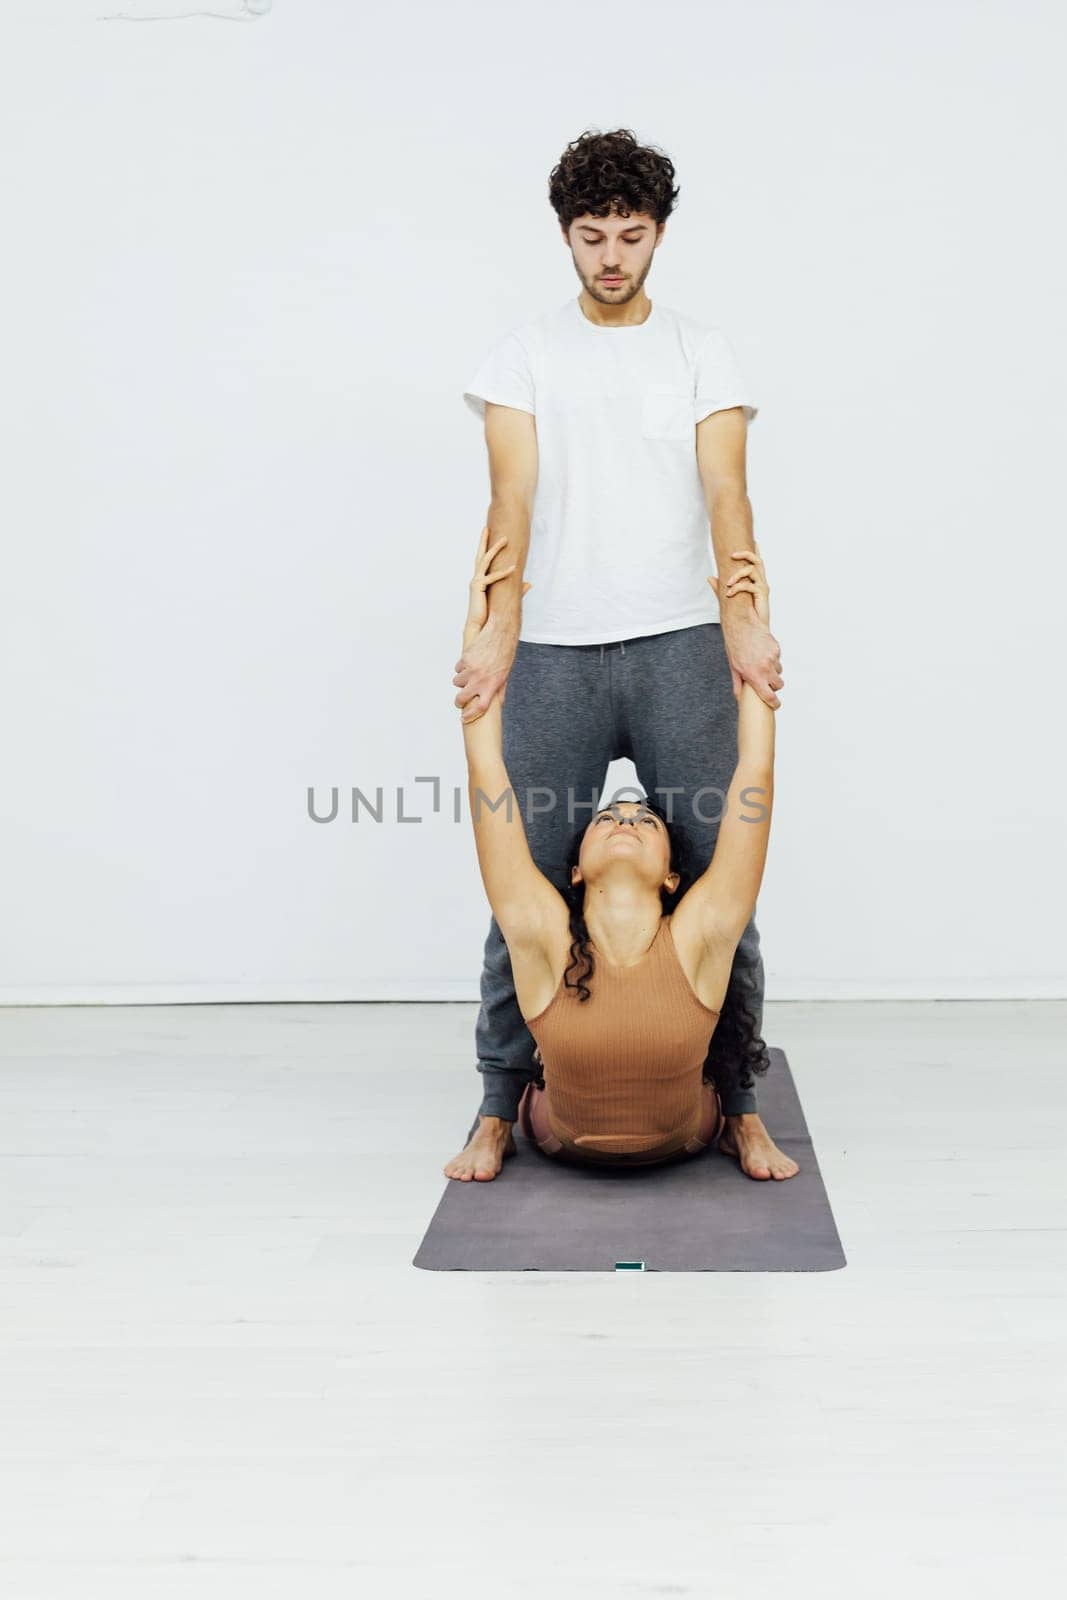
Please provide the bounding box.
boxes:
[680,543,778,950]
[458,527,568,950]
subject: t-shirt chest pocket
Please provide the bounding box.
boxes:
[641,381,695,441]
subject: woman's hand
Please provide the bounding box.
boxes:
[707,541,782,707]
[457,526,533,722]
[706,539,771,627]
[462,524,531,652]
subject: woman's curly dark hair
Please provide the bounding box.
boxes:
[554,795,770,1099]
[548,127,680,230]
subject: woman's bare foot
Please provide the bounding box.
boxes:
[718,1112,799,1180]
[443,1116,517,1181]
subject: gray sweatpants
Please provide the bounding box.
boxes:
[473,620,764,1123]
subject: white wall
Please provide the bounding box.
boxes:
[1,0,1063,1003]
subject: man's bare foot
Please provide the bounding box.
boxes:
[443,1115,517,1182]
[718,1112,799,1180]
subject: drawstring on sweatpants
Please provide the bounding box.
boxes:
[599,640,626,662]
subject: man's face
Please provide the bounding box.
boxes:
[564,210,663,305]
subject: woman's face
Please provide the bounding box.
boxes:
[574,802,675,890]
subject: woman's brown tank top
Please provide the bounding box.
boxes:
[524,914,721,1159]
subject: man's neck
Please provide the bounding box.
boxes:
[576,288,653,328]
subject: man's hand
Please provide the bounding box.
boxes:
[453,613,520,724]
[719,615,784,708]
[708,550,784,709]
[454,524,528,725]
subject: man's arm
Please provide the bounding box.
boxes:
[453,403,538,724]
[695,407,784,708]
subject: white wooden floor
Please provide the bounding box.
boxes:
[0,999,1063,1599]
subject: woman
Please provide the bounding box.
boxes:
[456,524,790,1173]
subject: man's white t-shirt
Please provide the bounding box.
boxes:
[462,295,758,646]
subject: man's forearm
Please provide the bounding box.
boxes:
[483,497,531,630]
[710,490,758,622]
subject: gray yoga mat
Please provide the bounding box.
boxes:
[414,1047,846,1272]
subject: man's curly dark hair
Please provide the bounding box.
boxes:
[548,795,770,1102]
[548,127,680,231]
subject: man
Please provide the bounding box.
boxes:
[444,127,797,1184]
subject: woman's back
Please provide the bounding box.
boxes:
[525,915,721,1159]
